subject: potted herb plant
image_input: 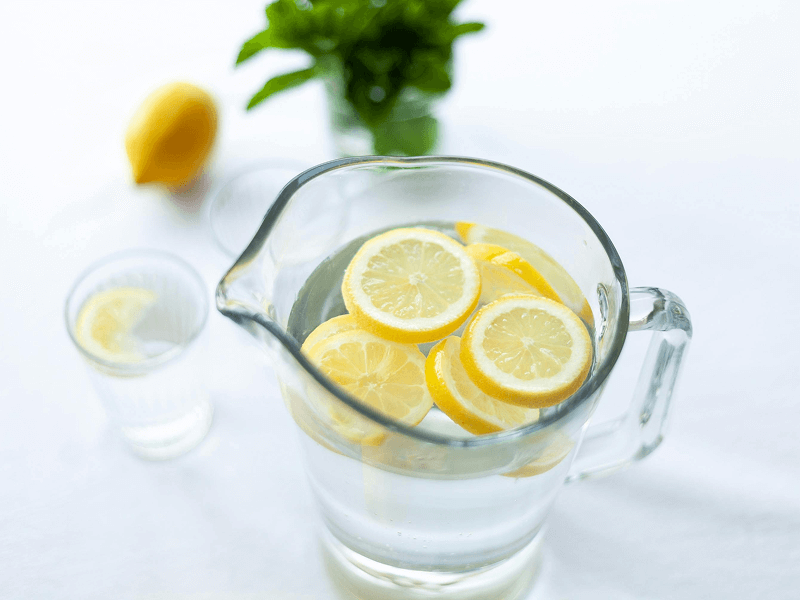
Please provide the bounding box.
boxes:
[237,0,484,156]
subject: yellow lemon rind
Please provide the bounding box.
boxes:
[426,337,539,435]
[453,221,475,243]
[460,294,592,408]
[305,329,434,428]
[301,313,359,355]
[426,338,503,435]
[344,269,479,344]
[342,228,481,344]
[465,243,561,304]
[474,260,540,305]
[457,222,594,324]
[125,82,217,186]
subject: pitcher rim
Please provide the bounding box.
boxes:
[218,155,630,447]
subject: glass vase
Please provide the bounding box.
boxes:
[325,79,441,157]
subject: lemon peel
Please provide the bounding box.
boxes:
[125,82,217,186]
[461,294,592,408]
[426,336,539,435]
[342,228,480,344]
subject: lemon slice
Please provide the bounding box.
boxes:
[301,314,359,354]
[426,336,539,435]
[74,287,157,363]
[476,261,538,305]
[465,243,560,303]
[342,228,480,344]
[501,431,575,478]
[456,223,593,323]
[465,243,544,305]
[305,329,434,443]
[461,295,592,408]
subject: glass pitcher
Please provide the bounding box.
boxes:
[216,156,692,599]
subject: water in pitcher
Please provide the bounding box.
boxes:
[286,222,590,572]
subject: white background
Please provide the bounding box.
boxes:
[1,1,799,598]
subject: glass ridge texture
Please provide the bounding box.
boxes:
[66,250,214,460]
[216,156,692,597]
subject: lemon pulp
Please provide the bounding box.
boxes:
[74,287,158,364]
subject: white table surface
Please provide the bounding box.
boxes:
[2,1,799,598]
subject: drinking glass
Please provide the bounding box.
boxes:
[216,157,692,598]
[208,161,310,259]
[66,250,213,460]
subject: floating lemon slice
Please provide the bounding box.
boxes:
[301,314,359,354]
[74,287,157,363]
[342,228,480,344]
[476,260,538,305]
[304,329,433,444]
[465,243,560,303]
[426,336,539,435]
[461,295,592,408]
[456,223,593,323]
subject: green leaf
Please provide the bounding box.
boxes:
[424,0,466,16]
[452,21,485,37]
[236,24,303,65]
[406,52,452,93]
[236,0,485,156]
[246,65,319,110]
[236,30,270,64]
[372,114,438,156]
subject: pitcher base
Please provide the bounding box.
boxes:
[321,528,545,600]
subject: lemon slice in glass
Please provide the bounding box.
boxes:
[457,222,593,323]
[305,329,433,443]
[74,287,157,364]
[342,228,480,344]
[461,295,592,408]
[426,336,539,435]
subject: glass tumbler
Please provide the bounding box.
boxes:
[66,249,213,460]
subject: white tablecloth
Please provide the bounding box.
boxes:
[2,1,799,598]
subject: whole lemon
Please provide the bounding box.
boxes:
[125,82,218,186]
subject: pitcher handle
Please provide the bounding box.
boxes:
[565,287,692,483]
